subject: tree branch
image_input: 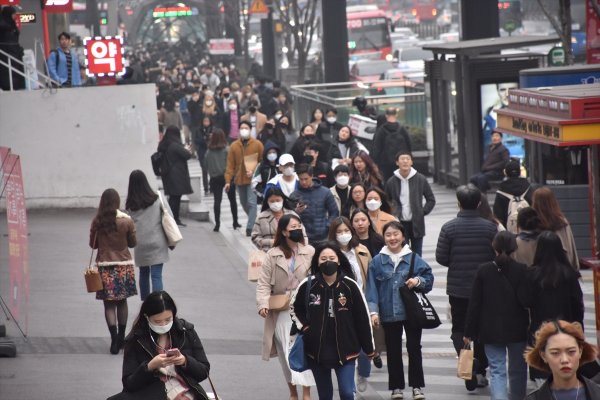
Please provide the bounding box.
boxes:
[535,0,563,37]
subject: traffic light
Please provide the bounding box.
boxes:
[99,10,108,25]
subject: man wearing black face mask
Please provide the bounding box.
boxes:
[241,99,267,139]
[302,142,334,188]
[216,85,231,116]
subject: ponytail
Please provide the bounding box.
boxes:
[492,231,517,269]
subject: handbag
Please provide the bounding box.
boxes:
[85,234,103,293]
[457,342,474,380]
[247,249,267,282]
[289,276,312,372]
[268,292,291,311]
[158,191,183,247]
[398,253,441,329]
[205,375,221,400]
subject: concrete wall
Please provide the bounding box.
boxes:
[0,83,159,208]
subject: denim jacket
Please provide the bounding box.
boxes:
[366,245,434,322]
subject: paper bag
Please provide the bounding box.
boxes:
[243,153,259,174]
[247,249,267,282]
[457,345,474,380]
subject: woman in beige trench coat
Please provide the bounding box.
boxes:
[256,214,315,400]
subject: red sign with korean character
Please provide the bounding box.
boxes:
[84,36,125,77]
[42,0,73,13]
[0,0,20,5]
[0,149,29,335]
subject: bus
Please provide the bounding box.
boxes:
[410,0,437,23]
[347,6,393,62]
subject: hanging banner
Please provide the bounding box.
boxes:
[1,151,29,335]
[42,0,73,13]
[586,0,600,64]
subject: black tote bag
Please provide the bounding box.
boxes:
[399,253,441,329]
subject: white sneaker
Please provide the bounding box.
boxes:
[357,376,368,392]
[412,387,425,399]
[391,389,404,399]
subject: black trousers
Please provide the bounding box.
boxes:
[382,320,425,390]
[209,175,238,226]
[168,194,182,223]
[449,296,488,374]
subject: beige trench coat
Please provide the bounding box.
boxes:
[256,243,315,361]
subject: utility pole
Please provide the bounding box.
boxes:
[321,0,349,82]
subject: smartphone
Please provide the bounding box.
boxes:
[166,348,179,357]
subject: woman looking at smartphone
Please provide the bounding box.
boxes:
[120,291,211,399]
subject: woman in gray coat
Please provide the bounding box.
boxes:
[126,170,170,301]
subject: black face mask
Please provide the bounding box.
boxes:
[320,261,338,276]
[302,155,315,164]
[265,123,274,130]
[288,229,304,242]
[249,106,257,113]
[223,93,230,98]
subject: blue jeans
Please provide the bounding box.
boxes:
[484,342,527,400]
[236,184,257,230]
[357,350,371,378]
[138,264,163,301]
[309,358,355,400]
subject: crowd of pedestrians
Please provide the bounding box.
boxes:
[80,40,594,400]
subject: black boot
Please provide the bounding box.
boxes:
[108,325,119,354]
[117,324,126,350]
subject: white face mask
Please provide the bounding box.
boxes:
[366,199,382,211]
[336,175,349,187]
[327,116,337,124]
[239,128,251,139]
[267,152,278,162]
[269,201,284,212]
[147,318,173,335]
[336,233,352,246]
[274,113,283,120]
[205,100,213,106]
[283,166,295,176]
[228,104,237,111]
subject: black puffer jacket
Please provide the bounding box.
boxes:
[526,376,600,400]
[158,139,193,196]
[372,122,412,178]
[120,318,210,400]
[492,177,532,227]
[435,210,497,299]
[291,273,375,365]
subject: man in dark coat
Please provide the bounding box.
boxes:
[470,131,510,192]
[435,184,497,391]
[0,6,24,90]
[372,107,412,181]
[492,157,533,228]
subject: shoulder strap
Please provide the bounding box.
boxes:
[88,232,97,268]
[407,253,416,278]
[496,190,513,199]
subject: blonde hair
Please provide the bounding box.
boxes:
[525,320,596,373]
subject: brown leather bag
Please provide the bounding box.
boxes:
[85,233,103,293]
[268,292,291,311]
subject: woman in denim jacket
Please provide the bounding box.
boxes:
[366,221,434,400]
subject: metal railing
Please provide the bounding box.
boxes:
[0,48,59,91]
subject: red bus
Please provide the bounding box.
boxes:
[347,6,393,62]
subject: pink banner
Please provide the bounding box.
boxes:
[587,0,600,64]
[2,153,29,335]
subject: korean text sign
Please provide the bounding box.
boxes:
[84,37,124,77]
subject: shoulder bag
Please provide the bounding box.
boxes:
[85,233,103,293]
[399,253,441,329]
[158,191,183,247]
[289,275,312,372]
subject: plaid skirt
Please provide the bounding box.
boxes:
[95,263,137,301]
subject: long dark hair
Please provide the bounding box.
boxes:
[366,186,394,214]
[273,214,305,258]
[532,187,568,231]
[126,170,159,211]
[208,128,227,150]
[478,192,499,227]
[350,151,383,185]
[127,291,178,339]
[531,231,580,288]
[350,208,385,251]
[310,241,356,280]
[492,231,517,268]
[327,216,360,249]
[93,188,120,233]
[159,125,183,152]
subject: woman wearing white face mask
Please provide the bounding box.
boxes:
[365,187,398,235]
[256,214,315,399]
[119,291,211,400]
[252,187,306,251]
[326,217,379,393]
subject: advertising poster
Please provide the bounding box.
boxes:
[1,153,29,334]
[480,82,524,161]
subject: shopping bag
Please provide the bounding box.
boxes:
[398,254,441,329]
[158,191,182,247]
[243,153,259,174]
[247,249,267,282]
[457,343,474,380]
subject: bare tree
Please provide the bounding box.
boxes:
[535,0,573,64]
[274,0,319,84]
[223,0,252,68]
